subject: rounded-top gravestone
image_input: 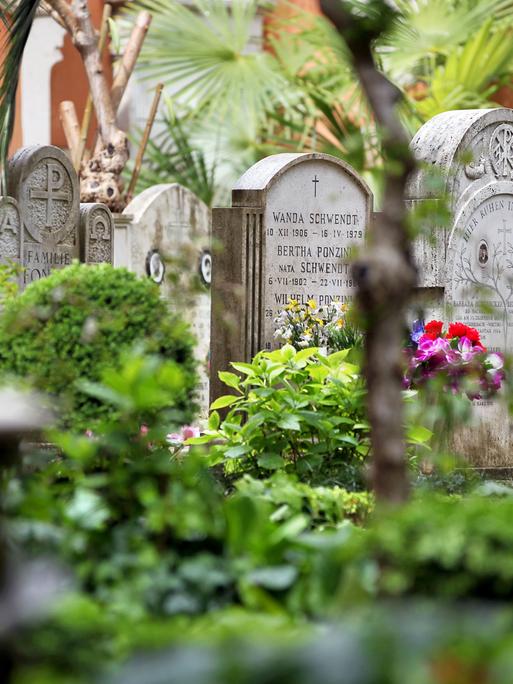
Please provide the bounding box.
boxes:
[7,145,79,287]
[123,183,211,414]
[408,108,513,468]
[211,152,373,402]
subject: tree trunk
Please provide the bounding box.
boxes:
[47,0,128,210]
[320,0,417,504]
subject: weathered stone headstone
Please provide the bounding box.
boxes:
[0,197,22,283]
[7,145,79,287]
[79,203,114,264]
[211,152,372,402]
[408,107,513,469]
[122,184,211,414]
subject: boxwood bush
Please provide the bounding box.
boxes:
[0,263,197,431]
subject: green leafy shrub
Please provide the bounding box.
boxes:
[235,472,373,527]
[0,263,197,430]
[201,345,432,489]
[203,345,369,489]
[351,493,513,600]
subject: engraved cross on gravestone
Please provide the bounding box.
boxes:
[211,152,372,403]
[7,145,79,287]
[29,161,70,228]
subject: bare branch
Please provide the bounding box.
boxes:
[45,0,79,35]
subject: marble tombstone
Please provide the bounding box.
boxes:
[210,152,372,403]
[122,184,211,413]
[0,144,113,287]
[408,107,513,469]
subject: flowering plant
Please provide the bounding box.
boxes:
[404,319,504,400]
[274,298,361,353]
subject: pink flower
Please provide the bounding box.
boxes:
[415,336,451,363]
[457,336,478,362]
[181,425,200,440]
[166,432,182,445]
[140,424,149,436]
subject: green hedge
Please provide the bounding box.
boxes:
[0,263,197,431]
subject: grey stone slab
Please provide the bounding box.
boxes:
[211,152,372,403]
[7,145,79,287]
[409,107,513,467]
[79,203,114,264]
[0,197,23,285]
[123,184,211,415]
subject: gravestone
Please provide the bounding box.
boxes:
[0,145,114,287]
[7,145,79,287]
[122,184,211,414]
[79,203,114,264]
[211,152,372,402]
[0,197,22,284]
[408,107,513,469]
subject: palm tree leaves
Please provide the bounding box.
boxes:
[128,100,217,206]
[379,0,513,82]
[0,0,40,193]
[413,19,513,120]
[130,0,290,128]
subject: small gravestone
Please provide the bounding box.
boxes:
[122,184,211,414]
[0,197,23,283]
[79,203,114,264]
[7,145,79,287]
[408,107,513,469]
[211,152,372,402]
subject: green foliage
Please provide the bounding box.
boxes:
[0,259,20,304]
[412,19,513,120]
[0,263,197,430]
[131,0,289,127]
[350,493,513,600]
[126,100,218,206]
[379,0,513,81]
[235,471,373,527]
[204,345,369,488]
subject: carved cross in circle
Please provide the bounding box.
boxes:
[490,125,513,178]
[29,161,70,228]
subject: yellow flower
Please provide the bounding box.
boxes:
[286,298,299,311]
[307,299,317,309]
[337,319,344,328]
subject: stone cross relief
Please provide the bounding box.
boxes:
[29,161,70,230]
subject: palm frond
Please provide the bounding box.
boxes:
[380,0,513,82]
[0,0,40,193]
[127,0,291,128]
[411,19,513,121]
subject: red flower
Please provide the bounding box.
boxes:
[465,326,481,344]
[420,332,438,342]
[424,320,444,337]
[447,322,469,339]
